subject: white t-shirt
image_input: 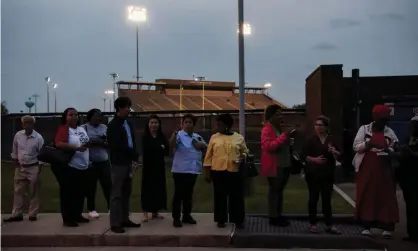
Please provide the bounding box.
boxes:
[68,126,90,170]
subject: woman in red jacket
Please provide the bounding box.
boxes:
[260,105,295,226]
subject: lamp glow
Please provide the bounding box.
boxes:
[237,23,252,35]
[105,90,115,94]
[128,6,147,22]
[264,82,272,88]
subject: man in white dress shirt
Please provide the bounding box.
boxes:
[3,115,44,222]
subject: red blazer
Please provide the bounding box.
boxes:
[260,122,289,177]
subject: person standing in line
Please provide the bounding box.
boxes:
[82,108,112,219]
[169,114,207,228]
[353,104,399,239]
[260,104,296,227]
[301,115,341,234]
[204,113,248,229]
[54,108,91,227]
[3,115,44,223]
[107,97,141,233]
[141,115,169,222]
[398,115,418,243]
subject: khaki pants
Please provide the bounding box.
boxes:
[12,165,40,217]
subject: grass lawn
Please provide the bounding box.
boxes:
[1,161,353,214]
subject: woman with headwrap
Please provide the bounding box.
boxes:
[353,104,399,239]
[398,115,418,243]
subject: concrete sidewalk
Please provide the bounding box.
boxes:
[1,213,231,248]
[335,182,418,251]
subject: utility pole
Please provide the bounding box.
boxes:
[352,69,361,129]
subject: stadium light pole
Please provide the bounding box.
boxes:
[237,0,251,138]
[45,77,51,112]
[109,73,119,110]
[53,83,58,113]
[105,90,115,112]
[127,6,147,82]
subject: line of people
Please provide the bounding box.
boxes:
[3,100,417,242]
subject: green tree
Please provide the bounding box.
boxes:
[1,101,9,114]
[292,103,306,109]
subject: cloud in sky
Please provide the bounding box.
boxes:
[1,0,418,112]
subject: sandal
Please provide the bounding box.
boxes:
[142,213,150,222]
[152,213,164,220]
[309,224,318,233]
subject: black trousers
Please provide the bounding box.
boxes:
[172,173,197,220]
[399,174,418,237]
[305,172,334,226]
[51,165,88,223]
[212,170,245,224]
[85,160,112,211]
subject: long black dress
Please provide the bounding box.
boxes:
[141,134,169,212]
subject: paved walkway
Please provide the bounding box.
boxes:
[1,213,231,247]
[335,182,418,251]
[1,248,383,251]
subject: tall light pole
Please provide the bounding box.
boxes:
[105,90,115,112]
[237,0,252,138]
[103,98,107,112]
[127,6,147,82]
[45,77,51,112]
[53,84,58,113]
[109,73,119,109]
[31,94,40,113]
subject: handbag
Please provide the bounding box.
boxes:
[38,143,75,166]
[290,148,305,175]
[245,153,259,178]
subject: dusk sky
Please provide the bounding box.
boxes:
[2,0,418,113]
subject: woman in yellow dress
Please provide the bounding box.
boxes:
[204,113,249,229]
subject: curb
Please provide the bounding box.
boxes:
[1,234,231,247]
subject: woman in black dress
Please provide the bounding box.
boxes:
[141,115,169,222]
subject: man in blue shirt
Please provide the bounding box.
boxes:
[169,114,207,227]
[107,97,141,233]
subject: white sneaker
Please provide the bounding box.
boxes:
[362,229,373,237]
[88,211,100,219]
[382,231,392,239]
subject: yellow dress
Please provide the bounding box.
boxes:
[203,132,249,172]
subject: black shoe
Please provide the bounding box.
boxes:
[235,223,245,229]
[111,226,125,233]
[173,219,183,228]
[217,222,226,228]
[29,216,37,222]
[122,220,141,228]
[63,221,79,227]
[182,215,197,224]
[3,216,23,223]
[77,216,90,223]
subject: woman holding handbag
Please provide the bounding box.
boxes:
[53,107,90,227]
[204,113,249,229]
